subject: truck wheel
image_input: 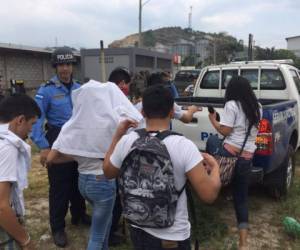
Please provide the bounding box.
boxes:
[264,145,295,199]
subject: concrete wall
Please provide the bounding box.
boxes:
[83,54,130,82]
[0,50,81,94]
[287,37,300,57]
[81,48,173,83]
[287,37,300,50]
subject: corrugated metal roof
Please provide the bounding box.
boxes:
[286,35,300,40]
[0,42,80,56]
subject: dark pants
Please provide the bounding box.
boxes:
[110,182,123,236]
[206,135,252,229]
[46,125,86,233]
[129,226,191,250]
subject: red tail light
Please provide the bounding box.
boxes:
[255,119,273,155]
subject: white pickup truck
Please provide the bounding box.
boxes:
[173,60,300,197]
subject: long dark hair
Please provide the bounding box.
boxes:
[225,76,260,127]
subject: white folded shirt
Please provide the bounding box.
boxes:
[52,80,143,158]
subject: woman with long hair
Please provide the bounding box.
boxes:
[206,76,261,250]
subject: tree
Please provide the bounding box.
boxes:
[256,47,296,60]
[143,30,155,47]
[208,32,244,64]
[273,49,297,60]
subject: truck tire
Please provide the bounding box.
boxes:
[264,145,295,199]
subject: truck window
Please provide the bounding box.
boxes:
[241,69,258,89]
[260,69,285,90]
[290,69,300,93]
[201,70,219,89]
[222,70,238,88]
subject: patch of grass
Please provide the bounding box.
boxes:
[24,156,48,199]
[24,150,300,249]
[28,139,40,155]
[273,169,300,248]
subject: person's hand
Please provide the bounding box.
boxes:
[202,153,219,173]
[22,241,35,250]
[208,112,217,122]
[40,149,50,166]
[46,150,60,167]
[115,119,138,139]
[187,105,199,114]
[22,241,36,250]
[19,236,35,250]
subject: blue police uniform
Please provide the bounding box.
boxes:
[31,75,86,233]
[31,75,80,148]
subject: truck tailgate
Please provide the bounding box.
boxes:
[173,106,224,150]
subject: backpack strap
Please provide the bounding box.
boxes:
[177,182,187,196]
[135,129,182,140]
[135,128,148,138]
[156,130,182,141]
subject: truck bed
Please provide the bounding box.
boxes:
[175,96,290,108]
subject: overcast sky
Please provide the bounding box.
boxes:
[0,0,299,49]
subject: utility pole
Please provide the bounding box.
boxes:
[248,33,253,61]
[99,40,106,82]
[138,0,151,48]
[188,6,192,30]
[139,0,142,47]
[213,37,217,64]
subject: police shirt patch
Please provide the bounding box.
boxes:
[35,94,44,99]
[53,94,65,99]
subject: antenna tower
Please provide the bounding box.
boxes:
[188,6,192,30]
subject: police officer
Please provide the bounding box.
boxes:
[31,47,90,248]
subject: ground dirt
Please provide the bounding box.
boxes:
[23,151,300,250]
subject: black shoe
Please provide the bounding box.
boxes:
[71,214,91,226]
[52,230,67,248]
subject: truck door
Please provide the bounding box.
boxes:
[290,69,300,148]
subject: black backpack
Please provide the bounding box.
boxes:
[119,129,185,228]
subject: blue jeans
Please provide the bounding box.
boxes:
[206,135,252,229]
[78,174,116,250]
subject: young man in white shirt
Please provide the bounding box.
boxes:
[45,80,143,250]
[103,85,221,250]
[0,94,41,250]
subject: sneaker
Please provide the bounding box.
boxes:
[71,214,91,226]
[52,230,67,248]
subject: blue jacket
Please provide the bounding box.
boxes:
[170,82,179,98]
[30,76,81,149]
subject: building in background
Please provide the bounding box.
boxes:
[286,36,300,57]
[172,40,195,58]
[195,39,210,63]
[0,43,81,95]
[81,47,173,82]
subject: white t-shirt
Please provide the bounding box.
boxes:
[110,131,203,241]
[0,131,30,216]
[0,139,18,184]
[72,156,103,175]
[184,84,194,94]
[220,100,261,153]
[52,80,143,158]
[134,102,184,120]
